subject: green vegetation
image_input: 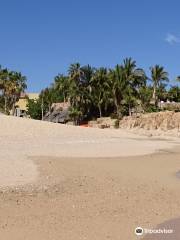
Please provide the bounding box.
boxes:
[1,58,180,123]
[150,65,169,107]
[0,66,27,114]
[26,99,42,120]
[30,58,177,123]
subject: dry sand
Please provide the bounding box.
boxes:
[0,115,180,239]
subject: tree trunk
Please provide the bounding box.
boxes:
[49,104,51,113]
[12,102,15,116]
[128,104,131,116]
[41,98,44,121]
[104,103,107,116]
[116,105,120,118]
[98,104,102,118]
[48,104,51,121]
[63,94,66,103]
[4,95,7,113]
[114,97,121,118]
[12,96,17,116]
[152,86,157,107]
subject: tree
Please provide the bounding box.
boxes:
[8,71,27,115]
[0,67,9,112]
[109,65,126,117]
[24,60,180,122]
[121,58,146,115]
[150,65,169,107]
[156,83,168,102]
[90,67,111,117]
[54,74,69,103]
[68,63,83,109]
[79,65,95,118]
[168,86,180,102]
[138,86,153,111]
[26,99,42,120]
[69,107,83,125]
[67,63,94,123]
[40,88,54,113]
[0,68,27,114]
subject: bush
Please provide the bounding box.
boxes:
[26,99,42,119]
[110,113,118,119]
[145,105,161,113]
[114,119,119,129]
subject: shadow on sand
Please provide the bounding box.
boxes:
[142,217,180,239]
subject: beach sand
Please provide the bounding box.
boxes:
[0,115,180,239]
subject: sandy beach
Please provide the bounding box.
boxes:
[0,115,180,239]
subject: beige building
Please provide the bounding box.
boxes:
[14,93,39,117]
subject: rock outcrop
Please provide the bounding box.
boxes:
[119,111,180,131]
[88,117,119,129]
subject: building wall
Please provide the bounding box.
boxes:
[15,93,39,115]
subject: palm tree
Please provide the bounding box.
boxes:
[67,63,85,124]
[68,63,82,107]
[90,67,110,117]
[54,74,69,103]
[0,67,26,114]
[79,65,95,116]
[168,86,180,102]
[0,67,9,112]
[150,65,169,107]
[42,88,54,113]
[138,85,153,111]
[8,71,27,115]
[109,65,126,117]
[121,58,146,115]
[68,63,83,82]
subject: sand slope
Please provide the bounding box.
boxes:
[0,115,178,187]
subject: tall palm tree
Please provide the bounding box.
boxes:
[9,71,27,114]
[79,65,95,116]
[68,63,82,107]
[0,67,26,114]
[68,63,83,82]
[109,65,126,117]
[68,63,85,124]
[54,74,69,103]
[150,65,169,107]
[0,68,10,113]
[90,67,110,117]
[121,58,146,115]
[80,64,95,85]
